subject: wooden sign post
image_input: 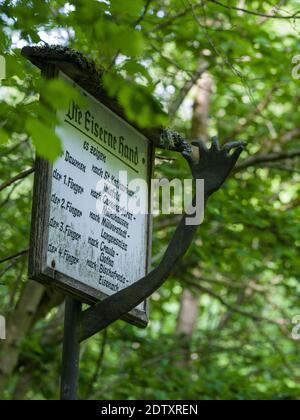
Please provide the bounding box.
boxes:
[22,45,202,400]
[22,46,159,399]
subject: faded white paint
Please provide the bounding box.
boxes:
[46,73,150,311]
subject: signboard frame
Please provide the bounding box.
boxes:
[27,59,154,328]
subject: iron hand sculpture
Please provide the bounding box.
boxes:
[79,138,246,341]
[183,138,245,198]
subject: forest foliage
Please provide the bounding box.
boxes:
[0,0,300,400]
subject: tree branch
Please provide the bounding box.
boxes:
[224,87,278,142]
[86,330,108,399]
[236,148,300,172]
[168,60,209,119]
[0,183,19,208]
[258,0,289,24]
[150,43,194,76]
[0,249,29,265]
[135,0,152,26]
[0,167,35,193]
[0,260,20,281]
[0,138,29,158]
[183,279,284,327]
[264,163,300,174]
[208,0,300,20]
[281,127,300,144]
[148,7,195,33]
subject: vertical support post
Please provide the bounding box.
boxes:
[60,296,82,400]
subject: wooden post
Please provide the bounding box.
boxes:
[60,297,82,400]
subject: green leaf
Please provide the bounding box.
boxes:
[112,27,145,57]
[122,60,152,82]
[4,52,27,80]
[103,73,167,128]
[20,29,41,44]
[102,72,124,97]
[40,78,87,110]
[0,128,9,144]
[26,118,63,162]
[110,0,144,17]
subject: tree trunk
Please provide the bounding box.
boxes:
[176,72,214,346]
[0,281,44,395]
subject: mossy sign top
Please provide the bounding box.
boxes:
[23,46,159,326]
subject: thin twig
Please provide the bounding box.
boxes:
[135,0,152,27]
[86,329,108,399]
[0,183,19,208]
[0,167,35,193]
[183,278,284,327]
[8,259,26,309]
[150,43,194,77]
[236,148,300,172]
[109,0,152,70]
[147,7,194,33]
[0,260,20,280]
[208,0,300,20]
[155,155,177,161]
[258,0,289,24]
[264,163,300,174]
[0,138,29,158]
[185,0,255,105]
[168,60,209,119]
[0,249,29,265]
[224,87,278,142]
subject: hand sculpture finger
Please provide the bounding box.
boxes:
[192,139,208,154]
[223,141,247,153]
[192,139,208,163]
[182,150,194,167]
[230,146,245,165]
[211,137,220,152]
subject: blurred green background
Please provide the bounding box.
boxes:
[0,0,300,400]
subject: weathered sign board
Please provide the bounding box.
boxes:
[24,47,156,326]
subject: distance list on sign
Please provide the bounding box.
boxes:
[46,72,150,308]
